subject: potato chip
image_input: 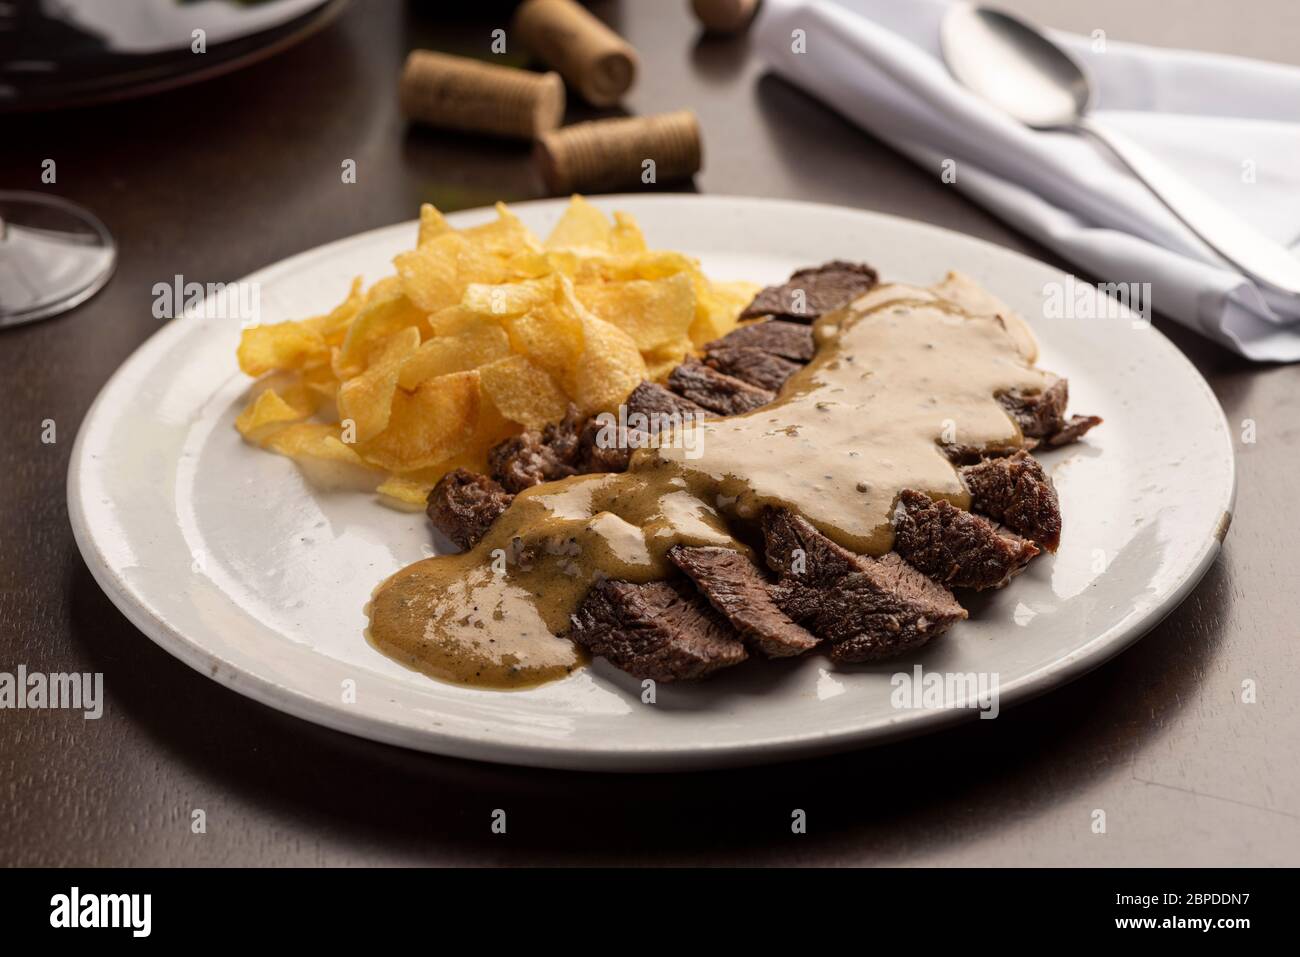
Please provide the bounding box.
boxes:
[642,336,695,382]
[337,328,421,442]
[692,279,758,346]
[358,370,482,472]
[375,474,435,510]
[504,300,585,383]
[235,388,310,444]
[417,203,451,246]
[394,232,469,313]
[576,272,695,351]
[462,202,542,256]
[461,274,558,318]
[574,249,701,285]
[237,321,327,377]
[503,249,553,279]
[300,360,340,400]
[301,277,364,340]
[545,195,612,253]
[479,354,571,429]
[333,287,426,377]
[573,313,648,414]
[237,195,757,497]
[397,323,511,389]
[264,423,366,465]
[262,423,380,491]
[610,211,647,256]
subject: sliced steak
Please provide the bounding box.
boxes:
[705,319,816,362]
[960,450,1062,551]
[668,545,819,658]
[668,359,774,415]
[426,468,514,550]
[625,380,709,419]
[891,489,1039,590]
[1047,414,1102,447]
[760,507,966,663]
[997,375,1099,450]
[568,578,748,681]
[577,417,633,473]
[488,405,584,493]
[740,260,879,322]
[705,345,803,391]
[940,441,1034,464]
[997,377,1069,438]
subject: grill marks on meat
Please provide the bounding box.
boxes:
[760,508,967,663]
[891,489,1039,590]
[739,260,879,322]
[960,450,1062,551]
[568,578,748,681]
[668,545,819,657]
[667,359,775,415]
[704,345,803,391]
[426,468,514,550]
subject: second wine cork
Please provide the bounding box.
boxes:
[399,50,565,140]
[535,110,703,194]
[512,0,638,107]
[691,0,760,34]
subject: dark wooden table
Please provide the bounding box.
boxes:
[3,0,1297,866]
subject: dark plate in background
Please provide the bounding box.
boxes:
[0,0,346,111]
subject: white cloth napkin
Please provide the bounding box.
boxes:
[753,0,1300,361]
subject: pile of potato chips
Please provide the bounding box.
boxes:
[235,196,757,507]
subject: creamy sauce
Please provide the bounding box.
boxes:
[369,276,1050,689]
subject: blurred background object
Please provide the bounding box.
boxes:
[0,0,345,111]
[0,190,114,327]
[399,49,565,140]
[690,0,759,35]
[0,0,344,325]
[512,0,637,106]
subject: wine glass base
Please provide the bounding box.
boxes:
[0,191,116,328]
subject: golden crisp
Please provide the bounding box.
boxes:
[234,196,754,506]
[576,272,695,351]
[479,354,571,430]
[359,370,482,472]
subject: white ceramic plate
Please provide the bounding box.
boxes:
[68,196,1235,771]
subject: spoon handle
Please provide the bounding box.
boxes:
[1076,116,1300,297]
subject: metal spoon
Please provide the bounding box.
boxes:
[941,3,1300,297]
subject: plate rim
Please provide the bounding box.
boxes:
[67,194,1238,771]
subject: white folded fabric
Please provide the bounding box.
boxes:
[753,0,1300,360]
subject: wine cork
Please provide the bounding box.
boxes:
[535,110,702,194]
[399,50,565,140]
[690,0,759,34]
[512,0,638,107]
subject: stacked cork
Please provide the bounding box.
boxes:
[512,0,639,107]
[400,0,721,193]
[399,50,565,140]
[536,110,702,194]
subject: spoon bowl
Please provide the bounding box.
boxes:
[941,2,1300,297]
[941,5,1092,128]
